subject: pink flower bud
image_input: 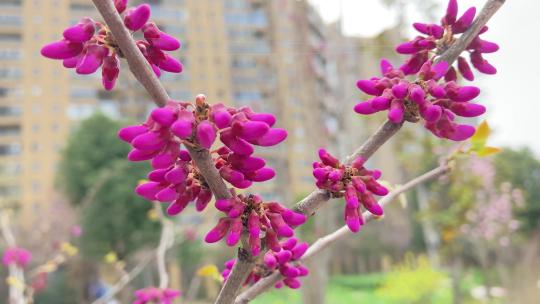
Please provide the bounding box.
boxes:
[276,250,292,264]
[380,59,394,75]
[448,124,476,141]
[63,17,95,43]
[354,101,377,115]
[171,110,195,139]
[248,113,276,127]
[128,149,156,161]
[195,189,212,212]
[444,0,458,25]
[344,206,361,233]
[265,229,282,252]
[76,44,108,75]
[422,105,443,122]
[132,132,164,152]
[248,128,288,147]
[232,121,270,141]
[156,187,177,202]
[124,4,151,31]
[247,167,275,182]
[282,210,307,227]
[318,148,340,167]
[165,166,186,184]
[196,121,216,149]
[143,23,181,51]
[449,102,486,117]
[396,41,420,54]
[297,265,309,277]
[291,242,309,260]
[151,153,176,169]
[345,185,359,209]
[371,96,391,111]
[212,110,232,129]
[388,101,404,123]
[264,252,277,269]
[269,213,293,238]
[220,130,254,156]
[284,278,301,289]
[118,125,147,143]
[151,107,176,128]
[452,7,476,33]
[41,40,83,60]
[226,218,242,246]
[458,56,474,81]
[281,238,298,251]
[135,182,162,200]
[205,218,231,243]
[356,80,381,95]
[102,55,120,90]
[219,167,245,185]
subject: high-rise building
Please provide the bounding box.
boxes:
[0,0,364,229]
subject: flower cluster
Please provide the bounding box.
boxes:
[119,95,287,216]
[313,149,387,232]
[2,247,32,268]
[397,0,499,81]
[222,237,310,289]
[206,193,307,256]
[41,2,182,90]
[355,59,485,141]
[133,287,181,304]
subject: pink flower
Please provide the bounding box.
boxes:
[207,193,306,255]
[313,149,387,232]
[354,59,484,141]
[397,0,498,80]
[133,287,181,304]
[41,3,182,91]
[2,247,32,268]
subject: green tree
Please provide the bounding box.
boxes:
[58,113,159,259]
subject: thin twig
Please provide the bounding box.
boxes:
[235,163,452,303]
[155,204,175,289]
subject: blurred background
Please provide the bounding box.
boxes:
[1,0,539,303]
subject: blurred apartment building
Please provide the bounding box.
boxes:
[0,0,384,229]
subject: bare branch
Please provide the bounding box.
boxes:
[214,235,256,304]
[235,164,452,303]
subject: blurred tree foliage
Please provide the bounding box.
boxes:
[58,114,159,259]
[495,148,540,232]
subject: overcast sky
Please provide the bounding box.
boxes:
[309,0,540,155]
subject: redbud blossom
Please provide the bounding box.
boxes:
[313,149,387,232]
[2,247,32,268]
[41,3,182,90]
[133,287,181,304]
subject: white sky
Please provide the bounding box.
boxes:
[309,0,540,155]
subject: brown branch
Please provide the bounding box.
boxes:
[235,163,452,303]
[214,235,256,304]
[436,0,506,65]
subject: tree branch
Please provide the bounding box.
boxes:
[214,235,256,304]
[235,163,452,303]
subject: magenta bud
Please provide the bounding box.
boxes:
[249,234,261,256]
[63,18,95,43]
[351,157,365,170]
[450,102,486,117]
[448,124,476,141]
[195,190,212,212]
[478,40,499,54]
[228,202,245,218]
[114,0,128,13]
[276,250,293,264]
[233,121,270,141]
[156,187,177,202]
[297,265,309,277]
[313,167,328,181]
[352,176,366,193]
[151,107,176,127]
[248,113,276,127]
[151,153,175,169]
[344,207,361,233]
[41,40,83,60]
[143,23,181,51]
[118,125,147,143]
[127,149,156,162]
[132,132,163,151]
[371,96,391,111]
[452,7,476,33]
[366,202,384,216]
[212,110,232,129]
[345,185,359,209]
[158,54,183,73]
[264,252,277,269]
[470,52,497,75]
[215,198,233,212]
[432,61,449,80]
[265,230,281,252]
[148,168,168,182]
[281,238,298,251]
[410,86,426,105]
[248,167,275,182]
[226,219,242,246]
[391,83,408,99]
[291,242,309,260]
[388,102,404,123]
[282,210,306,227]
[248,128,287,147]
[318,148,340,167]
[356,79,380,95]
[354,101,377,115]
[205,218,231,243]
[196,121,216,149]
[220,130,254,156]
[284,278,301,289]
[423,105,443,122]
[396,41,419,54]
[280,264,300,278]
[63,55,80,68]
[248,211,261,238]
[165,166,186,184]
[135,182,161,200]
[124,4,151,31]
[444,0,458,25]
[458,57,475,81]
[230,155,266,172]
[328,170,343,182]
[167,197,190,216]
[76,44,108,75]
[380,59,394,75]
[171,110,195,139]
[102,55,120,90]
[219,167,245,185]
[453,86,481,102]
